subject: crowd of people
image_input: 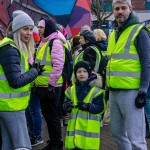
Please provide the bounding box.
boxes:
[0,0,150,150]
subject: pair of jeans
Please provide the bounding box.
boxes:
[25,93,42,137]
[0,111,31,150]
[37,87,62,145]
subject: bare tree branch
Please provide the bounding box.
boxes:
[91,0,113,28]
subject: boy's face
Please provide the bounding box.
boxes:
[76,67,89,82]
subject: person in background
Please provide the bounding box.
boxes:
[63,61,106,150]
[81,24,91,32]
[93,28,109,126]
[69,24,91,45]
[106,0,150,149]
[93,29,108,52]
[56,24,71,127]
[71,36,82,62]
[36,17,66,150]
[74,30,102,74]
[0,10,44,150]
[25,26,43,146]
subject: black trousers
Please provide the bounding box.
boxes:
[37,87,62,145]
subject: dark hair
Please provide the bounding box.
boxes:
[41,17,57,37]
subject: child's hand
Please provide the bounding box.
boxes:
[77,102,91,111]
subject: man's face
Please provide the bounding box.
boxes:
[113,2,132,25]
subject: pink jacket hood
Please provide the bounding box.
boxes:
[48,30,67,44]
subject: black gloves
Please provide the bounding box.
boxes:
[77,101,90,111]
[32,62,45,75]
[47,84,55,97]
[63,101,73,113]
[135,92,146,108]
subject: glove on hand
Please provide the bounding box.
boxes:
[47,84,55,97]
[77,101,90,111]
[135,92,146,109]
[63,101,73,113]
[32,62,45,75]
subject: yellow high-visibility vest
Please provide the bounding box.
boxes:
[74,46,102,73]
[0,37,30,111]
[65,85,106,150]
[35,41,64,86]
[106,24,144,89]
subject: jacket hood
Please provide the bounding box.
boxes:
[89,74,103,88]
[72,73,103,88]
[47,30,67,43]
[96,40,108,51]
[113,11,139,31]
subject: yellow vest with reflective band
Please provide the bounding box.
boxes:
[0,37,30,111]
[74,46,102,73]
[65,85,106,150]
[106,24,144,89]
[35,41,64,86]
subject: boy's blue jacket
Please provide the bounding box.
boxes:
[63,74,105,114]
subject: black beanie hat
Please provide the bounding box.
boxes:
[80,30,96,42]
[74,61,92,77]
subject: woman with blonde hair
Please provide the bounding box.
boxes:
[0,10,44,150]
[93,29,108,51]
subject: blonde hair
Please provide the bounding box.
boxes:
[13,29,35,57]
[93,29,107,42]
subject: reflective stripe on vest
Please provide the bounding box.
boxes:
[0,37,30,111]
[106,24,143,89]
[74,46,101,72]
[35,41,64,86]
[65,85,104,149]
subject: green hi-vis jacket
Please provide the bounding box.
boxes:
[74,46,102,73]
[0,37,30,111]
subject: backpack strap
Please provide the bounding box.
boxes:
[49,38,57,54]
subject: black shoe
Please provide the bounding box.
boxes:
[40,140,52,150]
[31,136,43,147]
[41,141,63,150]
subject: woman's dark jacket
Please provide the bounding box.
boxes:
[81,41,106,71]
[0,35,38,88]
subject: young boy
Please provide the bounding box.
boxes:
[63,60,106,150]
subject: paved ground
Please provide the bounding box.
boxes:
[33,119,150,150]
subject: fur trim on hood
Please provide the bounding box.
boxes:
[89,74,103,88]
[72,73,103,88]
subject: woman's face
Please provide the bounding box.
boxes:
[20,26,33,43]
[38,26,45,38]
[79,36,87,45]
